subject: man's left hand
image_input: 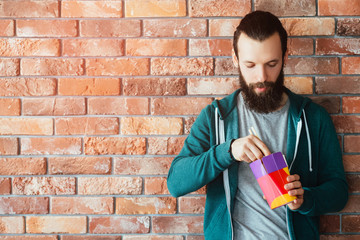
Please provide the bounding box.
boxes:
[284,174,304,210]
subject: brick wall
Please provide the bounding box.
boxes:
[0,0,359,239]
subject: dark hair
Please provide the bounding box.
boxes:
[233,11,288,59]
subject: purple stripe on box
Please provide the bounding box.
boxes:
[249,159,267,179]
[262,152,287,174]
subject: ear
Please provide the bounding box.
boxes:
[232,49,239,68]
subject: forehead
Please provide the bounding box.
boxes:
[236,32,282,62]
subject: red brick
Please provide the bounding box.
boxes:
[123,236,183,240]
[316,38,360,55]
[189,39,232,56]
[144,19,207,37]
[84,137,146,155]
[319,215,340,233]
[0,158,45,175]
[80,20,141,37]
[0,118,53,135]
[0,217,24,233]
[215,58,238,75]
[343,97,360,113]
[0,39,60,57]
[281,18,335,36]
[23,98,86,116]
[123,78,186,96]
[310,96,340,114]
[116,197,176,214]
[148,137,186,155]
[0,78,56,96]
[61,237,121,240]
[343,155,360,172]
[0,20,14,36]
[332,116,360,133]
[21,137,82,155]
[63,39,124,57]
[0,178,11,195]
[0,59,19,76]
[21,58,84,76]
[144,177,169,195]
[344,136,360,153]
[0,1,58,17]
[121,117,183,135]
[188,77,240,95]
[13,177,76,195]
[284,77,313,94]
[320,235,360,240]
[151,97,213,115]
[342,57,360,74]
[186,237,205,240]
[89,216,150,234]
[0,99,20,116]
[185,117,196,134]
[189,0,251,17]
[0,138,18,155]
[0,236,57,240]
[17,20,77,37]
[126,39,187,56]
[341,195,360,213]
[209,19,240,37]
[55,117,119,135]
[78,177,142,195]
[337,18,360,36]
[62,0,122,18]
[114,157,172,175]
[26,216,86,233]
[88,97,149,115]
[285,57,339,75]
[152,216,203,233]
[86,58,149,76]
[316,76,360,94]
[342,215,360,232]
[347,174,360,193]
[179,196,206,214]
[288,38,314,56]
[51,197,113,214]
[255,0,316,16]
[125,0,186,17]
[59,78,120,96]
[319,0,360,16]
[0,102,19,117]
[0,197,48,214]
[151,57,213,76]
[48,157,111,175]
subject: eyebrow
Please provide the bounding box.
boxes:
[243,59,280,64]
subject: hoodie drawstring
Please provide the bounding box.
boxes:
[290,110,313,172]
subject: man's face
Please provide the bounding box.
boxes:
[233,32,285,113]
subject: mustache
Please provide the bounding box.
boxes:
[248,81,275,89]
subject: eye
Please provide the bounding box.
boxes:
[245,64,255,69]
[268,62,277,68]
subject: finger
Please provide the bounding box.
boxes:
[244,146,261,162]
[287,174,300,182]
[288,188,304,196]
[250,135,271,156]
[284,181,302,190]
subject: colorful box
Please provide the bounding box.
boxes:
[249,152,297,209]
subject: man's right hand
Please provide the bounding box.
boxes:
[231,135,271,163]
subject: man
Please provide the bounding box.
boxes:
[167,11,348,240]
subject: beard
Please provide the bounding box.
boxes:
[239,68,285,114]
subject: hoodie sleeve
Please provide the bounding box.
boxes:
[167,105,236,198]
[294,106,348,216]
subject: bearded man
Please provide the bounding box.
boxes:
[167,11,348,240]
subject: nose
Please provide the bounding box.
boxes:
[257,66,267,82]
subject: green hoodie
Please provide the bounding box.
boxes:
[167,88,348,240]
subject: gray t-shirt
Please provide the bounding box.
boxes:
[232,93,290,240]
